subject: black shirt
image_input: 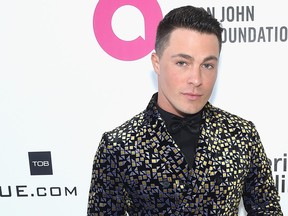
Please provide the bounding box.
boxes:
[157,106,203,168]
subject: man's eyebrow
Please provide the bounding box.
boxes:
[171,53,218,62]
[203,55,218,62]
[171,53,193,60]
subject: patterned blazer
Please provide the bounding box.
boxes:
[88,94,282,215]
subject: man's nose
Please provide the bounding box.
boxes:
[187,67,202,86]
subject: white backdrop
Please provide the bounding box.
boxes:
[0,0,287,215]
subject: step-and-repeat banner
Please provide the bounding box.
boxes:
[0,0,287,215]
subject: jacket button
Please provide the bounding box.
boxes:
[161,180,170,188]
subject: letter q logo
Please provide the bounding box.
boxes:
[93,0,163,61]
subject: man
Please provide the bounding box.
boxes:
[88,5,282,215]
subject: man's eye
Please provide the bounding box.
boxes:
[202,63,214,69]
[176,61,187,67]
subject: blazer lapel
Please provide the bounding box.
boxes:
[146,114,190,179]
[191,117,216,193]
[143,97,190,184]
[190,102,230,195]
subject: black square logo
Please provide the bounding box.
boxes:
[28,151,53,175]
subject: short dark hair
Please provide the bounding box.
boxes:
[155,5,223,57]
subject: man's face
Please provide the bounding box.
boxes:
[151,28,220,116]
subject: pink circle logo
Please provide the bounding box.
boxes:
[93,0,163,61]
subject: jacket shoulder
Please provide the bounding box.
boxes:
[101,110,148,146]
[208,104,253,128]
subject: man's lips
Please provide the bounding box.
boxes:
[182,92,202,100]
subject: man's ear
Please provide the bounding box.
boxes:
[151,52,160,75]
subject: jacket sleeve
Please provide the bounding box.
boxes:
[243,122,283,215]
[87,133,128,216]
